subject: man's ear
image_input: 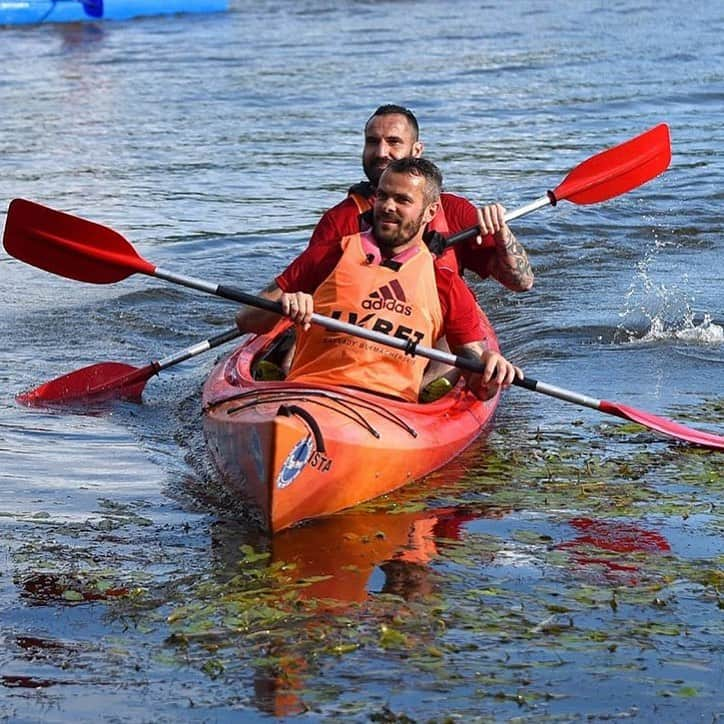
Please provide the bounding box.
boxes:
[423,199,439,224]
[412,141,424,158]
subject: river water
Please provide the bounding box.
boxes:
[1,1,722,721]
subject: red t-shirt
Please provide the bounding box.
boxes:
[309,189,496,278]
[276,240,484,349]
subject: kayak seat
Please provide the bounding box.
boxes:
[254,360,285,381]
[419,376,453,403]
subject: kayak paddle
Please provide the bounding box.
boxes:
[17,326,242,405]
[8,124,671,403]
[4,199,722,450]
[446,123,672,245]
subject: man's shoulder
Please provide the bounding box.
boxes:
[310,189,368,246]
[440,191,475,211]
[322,195,359,214]
[321,183,372,218]
[347,180,375,198]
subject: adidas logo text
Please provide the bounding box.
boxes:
[361,280,412,316]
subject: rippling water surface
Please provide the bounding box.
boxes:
[1,1,722,720]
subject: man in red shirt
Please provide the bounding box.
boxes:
[236,158,522,402]
[309,104,534,293]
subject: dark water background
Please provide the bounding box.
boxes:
[1,1,722,721]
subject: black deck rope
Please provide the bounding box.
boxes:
[277,404,326,453]
[215,387,418,438]
[224,390,381,439]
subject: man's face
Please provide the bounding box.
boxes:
[373,169,437,250]
[362,114,423,186]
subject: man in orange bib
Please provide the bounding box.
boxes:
[236,157,522,402]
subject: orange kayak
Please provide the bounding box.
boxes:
[202,318,499,533]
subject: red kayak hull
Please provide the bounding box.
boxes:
[202,319,499,533]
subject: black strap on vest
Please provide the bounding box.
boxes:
[380,258,402,271]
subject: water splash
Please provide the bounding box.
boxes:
[641,311,723,344]
[617,228,723,346]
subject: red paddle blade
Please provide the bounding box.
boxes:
[3,199,156,284]
[599,400,724,450]
[553,124,672,205]
[17,362,155,406]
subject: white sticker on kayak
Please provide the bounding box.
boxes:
[276,435,313,489]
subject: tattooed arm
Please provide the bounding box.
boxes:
[477,203,534,292]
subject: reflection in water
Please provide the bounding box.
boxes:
[57,22,106,51]
[18,571,130,605]
[209,502,497,716]
[208,444,496,602]
[270,506,481,602]
[557,517,671,585]
[208,505,674,716]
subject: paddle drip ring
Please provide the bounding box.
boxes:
[402,337,419,357]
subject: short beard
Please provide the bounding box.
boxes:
[373,211,425,252]
[363,159,385,187]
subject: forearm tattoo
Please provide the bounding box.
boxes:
[493,228,534,291]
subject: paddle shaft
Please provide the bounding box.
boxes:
[149,267,724,449]
[120,192,531,375]
[445,195,553,247]
[152,268,621,405]
[154,266,496,367]
[154,326,242,371]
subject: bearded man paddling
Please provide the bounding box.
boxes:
[236,158,522,402]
